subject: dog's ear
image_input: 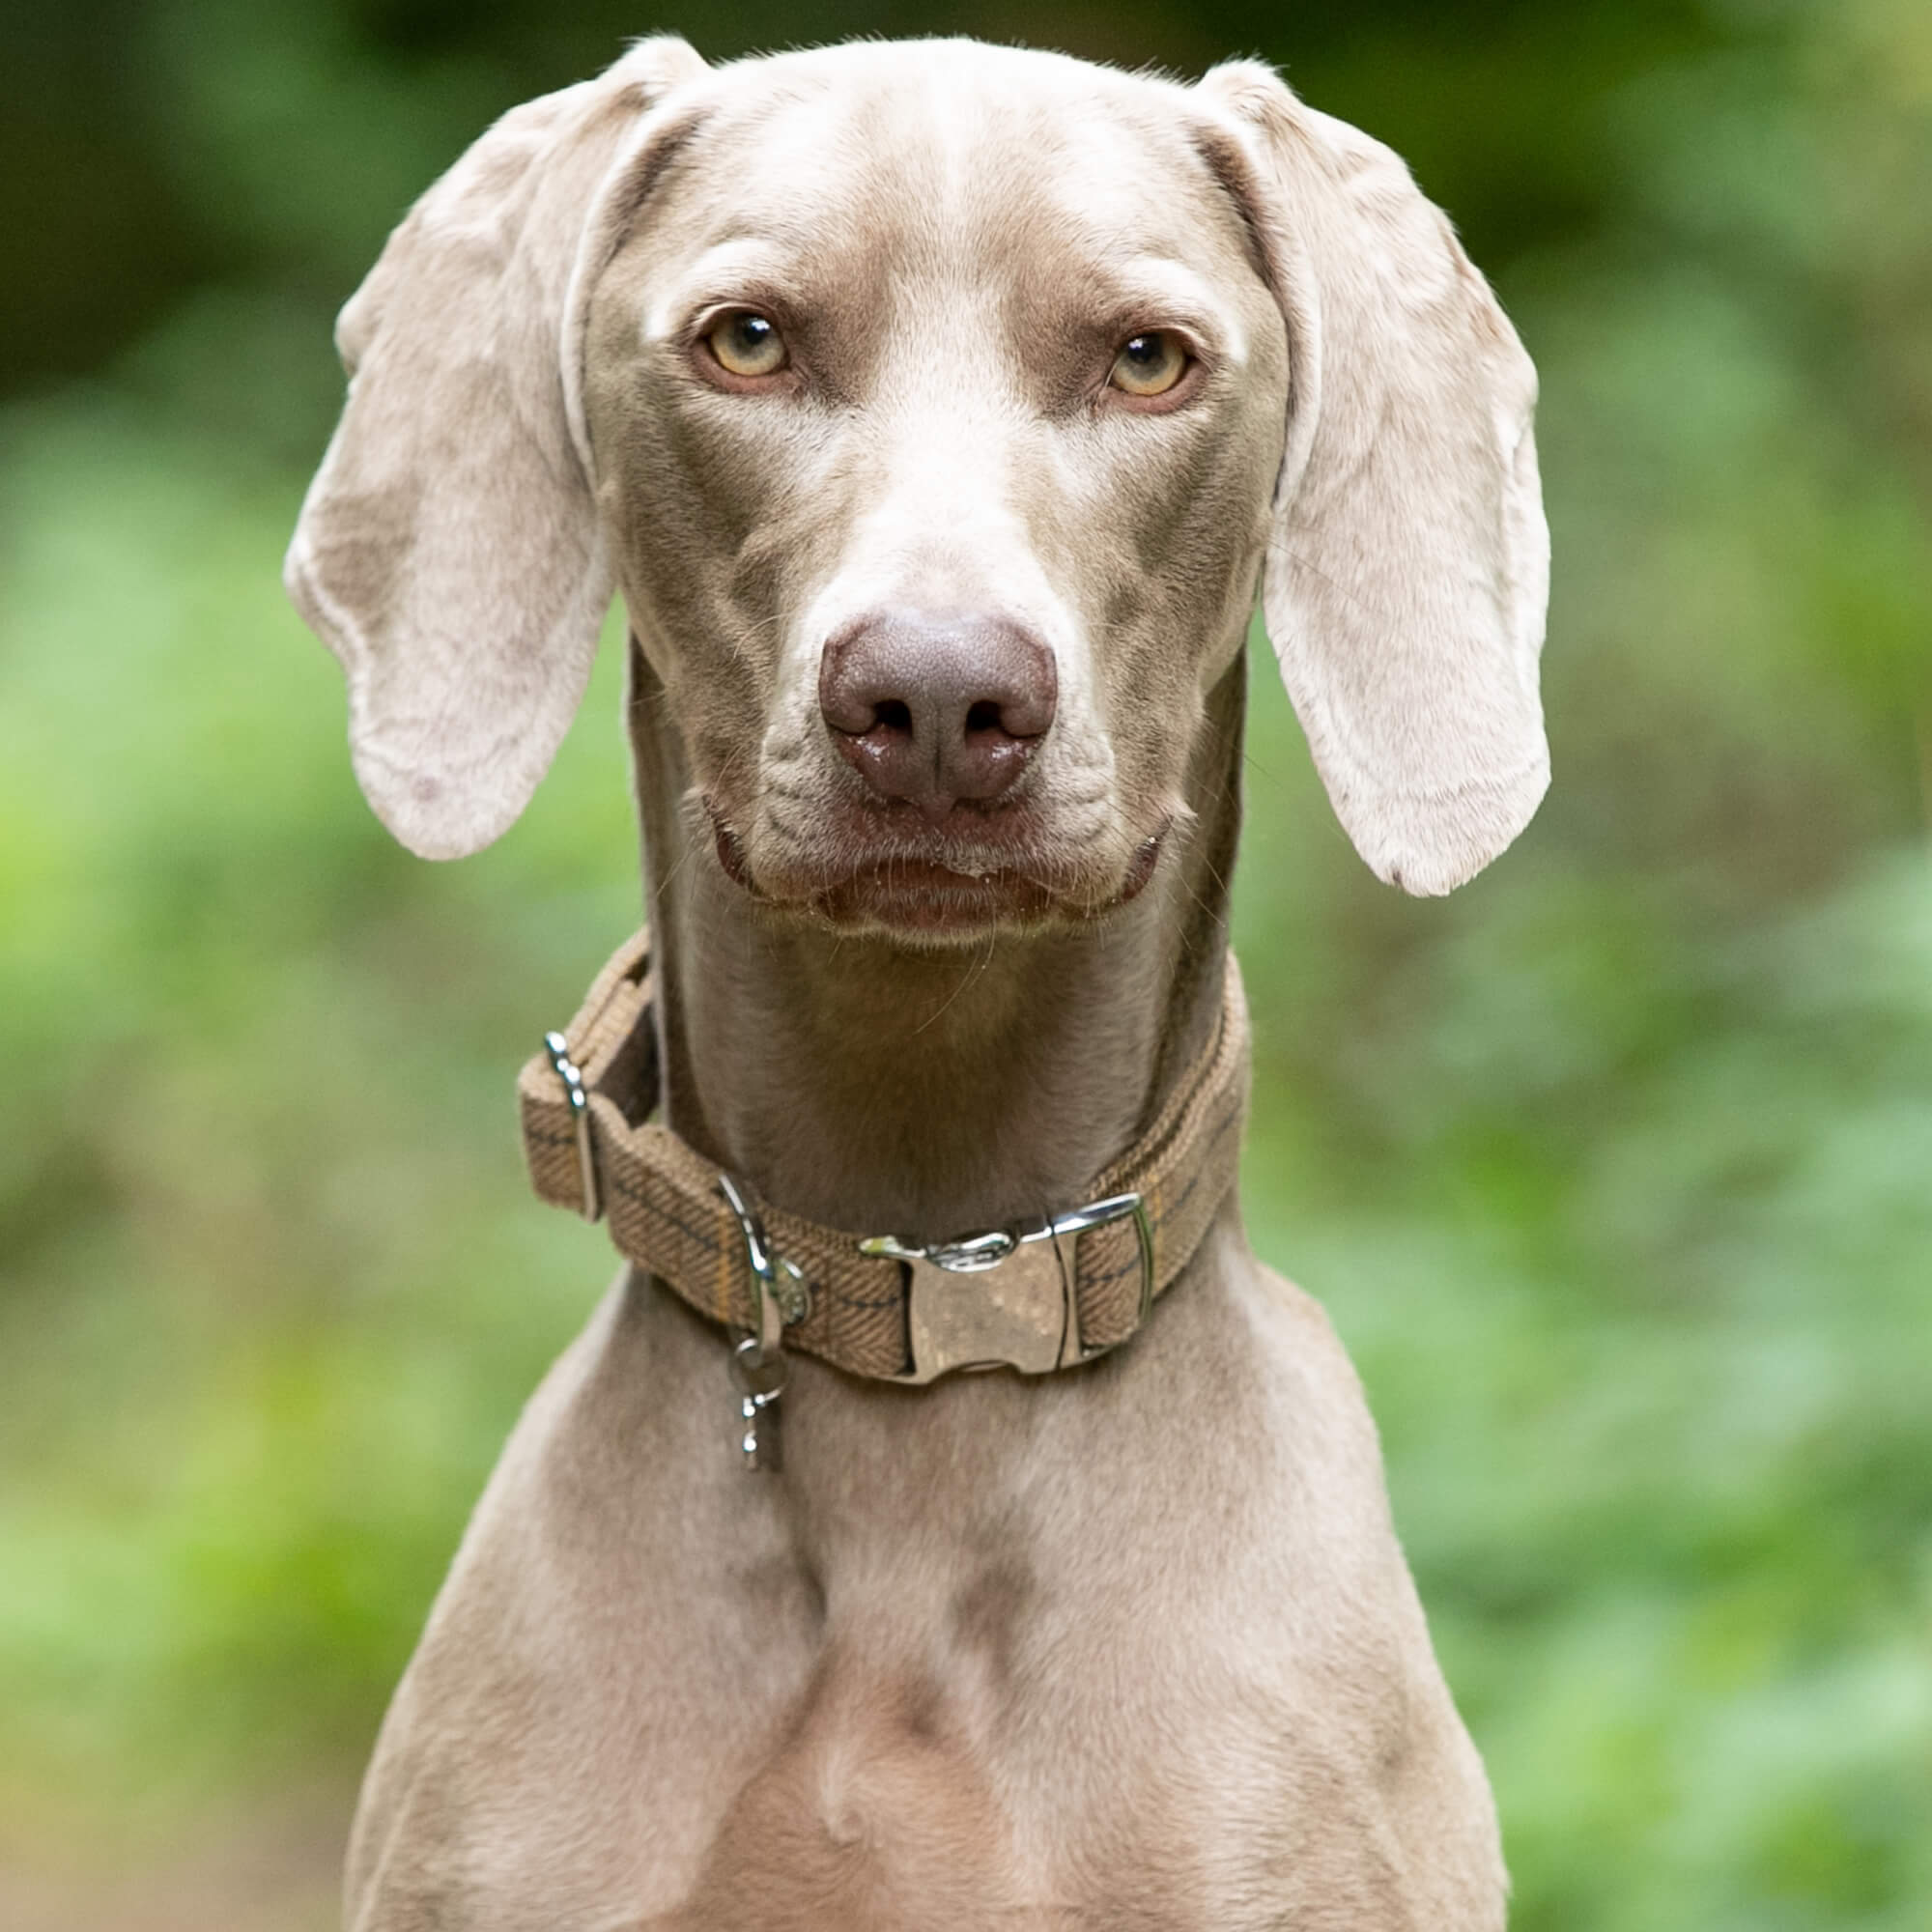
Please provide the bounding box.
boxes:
[1197,62,1549,896]
[284,36,708,860]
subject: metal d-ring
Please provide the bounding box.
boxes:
[542,1030,601,1222]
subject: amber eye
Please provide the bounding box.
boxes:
[706,311,787,379]
[1108,330,1189,399]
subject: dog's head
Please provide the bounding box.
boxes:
[287,38,1548,936]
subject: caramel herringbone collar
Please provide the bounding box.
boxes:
[520,929,1249,1384]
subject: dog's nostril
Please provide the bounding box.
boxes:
[818,611,1057,810]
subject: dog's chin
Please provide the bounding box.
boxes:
[708,808,1168,945]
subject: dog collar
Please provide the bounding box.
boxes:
[519,928,1249,1398]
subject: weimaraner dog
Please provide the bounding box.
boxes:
[287,34,1548,1931]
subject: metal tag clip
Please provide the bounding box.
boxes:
[718,1174,812,1472]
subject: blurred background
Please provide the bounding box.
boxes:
[2,0,1928,1925]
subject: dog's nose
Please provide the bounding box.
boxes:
[819,611,1057,815]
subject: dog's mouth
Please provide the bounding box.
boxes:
[706,802,1167,939]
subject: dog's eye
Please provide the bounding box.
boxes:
[706,311,787,379]
[1108,331,1189,399]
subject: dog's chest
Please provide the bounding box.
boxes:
[346,1270,1501,1931]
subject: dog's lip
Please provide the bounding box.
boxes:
[706,801,1168,932]
[818,861,1060,934]
[713,816,755,889]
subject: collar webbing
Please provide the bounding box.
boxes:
[518,929,1250,1383]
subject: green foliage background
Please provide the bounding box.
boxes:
[2,1,1928,1924]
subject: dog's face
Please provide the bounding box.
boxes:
[582,45,1288,938]
[287,39,1550,922]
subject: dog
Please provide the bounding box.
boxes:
[286,34,1548,1931]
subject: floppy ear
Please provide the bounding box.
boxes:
[284,36,708,859]
[1198,62,1549,895]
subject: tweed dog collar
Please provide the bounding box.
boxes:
[521,929,1249,1412]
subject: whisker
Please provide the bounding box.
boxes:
[914,930,998,1035]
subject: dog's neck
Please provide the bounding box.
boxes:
[625,638,1244,1239]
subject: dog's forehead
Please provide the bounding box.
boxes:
[654,41,1238,278]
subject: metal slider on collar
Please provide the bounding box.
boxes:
[543,1031,601,1222]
